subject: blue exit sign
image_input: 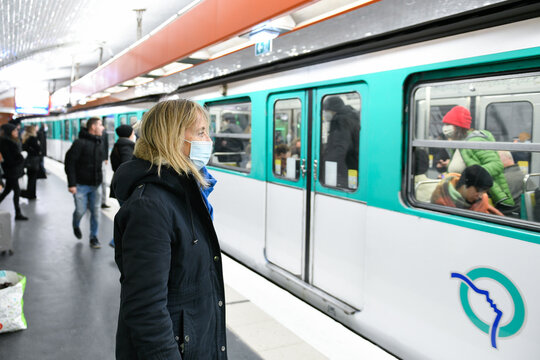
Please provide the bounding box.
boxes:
[255,40,272,56]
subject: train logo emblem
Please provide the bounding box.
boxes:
[451,267,525,349]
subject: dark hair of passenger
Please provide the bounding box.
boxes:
[456,165,493,191]
[86,117,101,130]
[414,149,429,175]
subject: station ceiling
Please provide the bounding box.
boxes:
[0,0,197,94]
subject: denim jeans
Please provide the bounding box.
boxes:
[72,184,102,238]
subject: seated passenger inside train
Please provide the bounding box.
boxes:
[437,105,514,215]
[431,165,503,215]
[498,151,524,218]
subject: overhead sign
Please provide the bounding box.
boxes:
[15,88,50,115]
[255,40,272,56]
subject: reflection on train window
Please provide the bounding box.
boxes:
[71,119,79,142]
[319,92,361,191]
[64,120,70,141]
[273,99,301,180]
[104,115,115,150]
[410,72,540,225]
[207,100,251,173]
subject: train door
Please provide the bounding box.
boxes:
[266,83,367,310]
[266,91,307,277]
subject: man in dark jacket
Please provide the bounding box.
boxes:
[321,96,360,189]
[0,123,27,220]
[64,117,105,248]
[112,158,227,360]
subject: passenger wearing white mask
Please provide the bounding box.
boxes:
[111,99,226,360]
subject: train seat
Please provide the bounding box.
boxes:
[415,180,440,203]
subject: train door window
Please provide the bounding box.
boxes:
[273,99,302,180]
[71,119,79,141]
[119,115,127,125]
[207,100,251,172]
[319,92,361,190]
[129,115,138,125]
[409,72,540,228]
[46,122,53,139]
[104,115,115,150]
[63,120,70,140]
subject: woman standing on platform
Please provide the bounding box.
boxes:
[111,99,225,360]
[0,123,27,220]
[21,125,41,200]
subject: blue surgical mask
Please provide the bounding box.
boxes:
[185,140,213,169]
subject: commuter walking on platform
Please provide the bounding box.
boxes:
[21,125,41,200]
[112,99,225,360]
[0,123,28,220]
[108,124,135,248]
[64,117,105,249]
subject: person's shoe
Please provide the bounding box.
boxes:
[109,239,115,248]
[15,213,28,221]
[101,203,111,209]
[73,227,82,239]
[90,237,101,249]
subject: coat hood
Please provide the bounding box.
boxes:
[112,157,188,202]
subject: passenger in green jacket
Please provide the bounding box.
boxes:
[437,106,514,214]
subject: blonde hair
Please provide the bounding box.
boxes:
[21,125,37,144]
[134,99,209,186]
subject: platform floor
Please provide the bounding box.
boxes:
[0,158,397,360]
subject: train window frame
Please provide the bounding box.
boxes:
[205,98,252,174]
[406,71,540,232]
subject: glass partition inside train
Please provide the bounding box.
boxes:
[207,100,252,173]
[410,72,540,225]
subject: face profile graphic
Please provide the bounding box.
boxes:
[451,267,526,349]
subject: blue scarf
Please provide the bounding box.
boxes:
[198,166,217,220]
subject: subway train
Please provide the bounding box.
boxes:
[23,11,540,360]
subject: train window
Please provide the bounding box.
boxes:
[103,115,115,150]
[64,120,70,141]
[129,115,138,125]
[410,72,540,227]
[319,92,361,191]
[119,115,127,125]
[273,99,302,180]
[71,119,79,142]
[207,100,251,173]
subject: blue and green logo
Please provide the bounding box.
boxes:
[451,267,526,349]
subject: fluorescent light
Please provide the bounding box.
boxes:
[148,62,193,77]
[93,92,111,99]
[249,28,281,43]
[189,50,211,60]
[105,85,128,93]
[122,77,154,87]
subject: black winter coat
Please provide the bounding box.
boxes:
[0,137,24,179]
[112,158,227,360]
[323,106,360,187]
[110,138,135,172]
[23,136,41,171]
[64,129,104,187]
